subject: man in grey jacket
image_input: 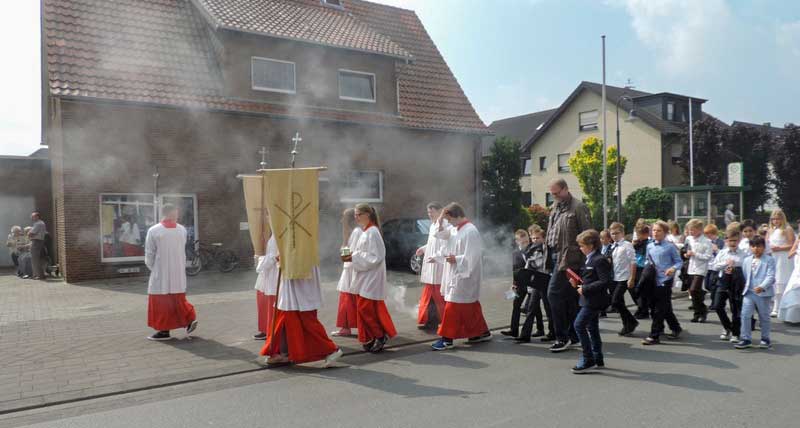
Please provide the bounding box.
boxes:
[545,179,592,352]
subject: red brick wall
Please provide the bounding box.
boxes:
[55,99,480,282]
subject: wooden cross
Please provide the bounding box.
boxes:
[290,132,301,168]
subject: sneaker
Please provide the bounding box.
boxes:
[500,330,517,338]
[147,331,172,341]
[370,336,388,353]
[665,328,682,340]
[571,361,596,374]
[253,332,267,340]
[266,354,290,365]
[431,338,454,351]
[595,358,605,369]
[539,334,556,343]
[549,341,569,353]
[729,335,739,343]
[770,311,778,318]
[759,340,772,350]
[467,332,493,344]
[186,320,198,335]
[324,348,344,367]
[719,331,731,341]
[734,339,753,349]
[642,337,660,345]
[362,340,376,352]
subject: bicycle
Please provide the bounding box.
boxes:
[185,240,239,276]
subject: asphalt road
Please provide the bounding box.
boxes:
[6,302,800,428]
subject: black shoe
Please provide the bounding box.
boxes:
[252,332,267,340]
[147,331,172,341]
[186,320,198,335]
[550,341,569,353]
[500,330,518,338]
[513,337,531,343]
[531,330,545,338]
[571,361,596,374]
[596,359,605,368]
[665,328,683,340]
[467,332,493,344]
[618,323,637,336]
[599,311,607,318]
[540,334,556,342]
[642,336,660,345]
[362,339,376,352]
[370,336,388,353]
[634,312,649,320]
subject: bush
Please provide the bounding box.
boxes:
[527,204,550,230]
[515,207,534,231]
[624,187,672,228]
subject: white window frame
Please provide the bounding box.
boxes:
[338,69,377,103]
[558,153,571,173]
[539,156,547,172]
[340,170,384,203]
[666,101,675,121]
[522,159,532,176]
[578,110,599,132]
[251,57,296,94]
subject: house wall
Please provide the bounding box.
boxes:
[52,99,480,282]
[0,157,52,266]
[528,90,663,207]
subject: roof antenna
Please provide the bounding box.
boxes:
[624,78,635,90]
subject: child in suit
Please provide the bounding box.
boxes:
[711,230,745,342]
[736,236,776,349]
[568,229,612,373]
[516,226,552,342]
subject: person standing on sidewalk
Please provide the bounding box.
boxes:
[545,178,592,353]
[431,202,492,350]
[145,204,198,341]
[415,202,447,330]
[28,211,47,280]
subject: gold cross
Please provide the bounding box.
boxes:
[273,192,312,248]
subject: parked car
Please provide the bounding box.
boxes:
[382,218,431,272]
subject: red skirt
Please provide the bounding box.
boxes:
[336,292,358,329]
[147,293,196,331]
[122,243,144,257]
[437,301,489,339]
[260,310,338,364]
[356,296,397,344]
[256,291,277,334]
[417,283,445,325]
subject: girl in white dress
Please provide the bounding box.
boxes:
[768,209,795,317]
[779,238,800,323]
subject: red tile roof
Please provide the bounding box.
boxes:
[43,0,487,134]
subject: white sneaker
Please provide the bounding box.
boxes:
[720,331,731,341]
[770,311,778,318]
[324,348,344,368]
[729,335,739,343]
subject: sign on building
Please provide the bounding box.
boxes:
[728,162,743,187]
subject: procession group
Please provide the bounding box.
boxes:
[141,178,799,373]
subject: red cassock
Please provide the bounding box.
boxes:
[437,301,489,339]
[417,283,445,325]
[147,293,196,331]
[260,310,338,364]
[356,296,397,343]
[336,292,358,329]
[255,291,277,335]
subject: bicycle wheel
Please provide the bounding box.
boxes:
[185,252,202,276]
[217,250,239,273]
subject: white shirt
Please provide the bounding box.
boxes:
[277,266,323,311]
[337,227,363,294]
[351,225,388,301]
[436,222,482,304]
[420,222,447,285]
[120,222,140,245]
[254,236,279,295]
[145,223,187,295]
[685,234,714,276]
[711,246,744,277]
[611,239,636,281]
[738,238,753,257]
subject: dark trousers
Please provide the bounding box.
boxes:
[507,285,529,336]
[548,271,579,343]
[649,283,681,338]
[611,281,637,329]
[11,252,19,268]
[689,274,707,317]
[521,287,554,338]
[574,306,602,363]
[633,266,650,317]
[706,271,719,309]
[714,287,742,336]
[30,239,46,278]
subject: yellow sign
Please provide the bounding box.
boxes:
[242,175,270,256]
[263,168,320,279]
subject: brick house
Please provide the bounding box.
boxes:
[42,0,487,282]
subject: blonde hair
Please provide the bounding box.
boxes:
[576,229,601,249]
[686,218,704,231]
[514,229,529,239]
[667,220,680,235]
[770,208,788,231]
[609,222,625,233]
[653,220,670,235]
[11,225,22,234]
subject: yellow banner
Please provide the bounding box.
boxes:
[263,168,320,279]
[242,175,270,256]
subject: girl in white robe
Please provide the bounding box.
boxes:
[416,202,447,329]
[253,235,279,340]
[333,208,361,336]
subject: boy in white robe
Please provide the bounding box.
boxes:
[431,202,491,350]
[333,208,361,337]
[145,204,197,341]
[416,202,447,329]
[253,235,279,340]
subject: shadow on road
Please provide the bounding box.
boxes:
[597,367,743,392]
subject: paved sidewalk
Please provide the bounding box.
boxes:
[0,268,515,414]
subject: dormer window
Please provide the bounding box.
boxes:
[666,101,675,121]
[321,0,344,9]
[251,57,296,94]
[339,69,376,103]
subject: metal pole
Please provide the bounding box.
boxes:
[615,100,622,223]
[153,166,160,219]
[688,97,694,187]
[601,35,608,228]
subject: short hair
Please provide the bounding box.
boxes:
[11,225,22,234]
[528,225,545,237]
[740,219,756,231]
[161,203,177,216]
[577,229,601,250]
[749,235,766,248]
[667,220,680,235]
[725,229,741,240]
[686,218,704,230]
[703,224,718,235]
[515,229,529,239]
[426,201,443,211]
[635,224,650,235]
[31,211,41,218]
[599,229,611,238]
[653,220,670,234]
[548,177,568,190]
[609,222,625,233]
[443,202,466,219]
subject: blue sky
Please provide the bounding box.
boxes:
[1,0,798,155]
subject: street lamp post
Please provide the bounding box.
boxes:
[614,95,637,222]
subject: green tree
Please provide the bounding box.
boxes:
[624,187,672,226]
[728,124,773,216]
[481,137,523,229]
[567,136,627,228]
[679,117,732,185]
[772,124,800,220]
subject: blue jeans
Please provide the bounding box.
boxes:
[573,306,602,363]
[739,291,771,342]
